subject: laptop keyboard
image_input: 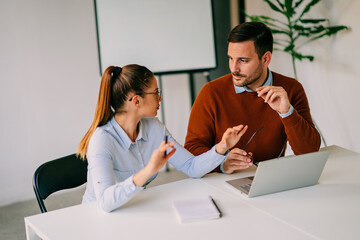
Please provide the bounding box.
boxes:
[239,183,252,194]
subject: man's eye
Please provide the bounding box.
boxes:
[241,59,248,63]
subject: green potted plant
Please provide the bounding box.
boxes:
[246,0,349,146]
[246,0,348,79]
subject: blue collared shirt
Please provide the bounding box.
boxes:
[83,117,227,212]
[234,69,273,94]
[233,69,294,118]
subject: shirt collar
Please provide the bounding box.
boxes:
[110,117,148,150]
[234,68,273,94]
[137,119,148,142]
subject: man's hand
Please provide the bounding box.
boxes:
[222,148,253,174]
[256,86,290,114]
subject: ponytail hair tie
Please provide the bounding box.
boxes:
[111,66,122,82]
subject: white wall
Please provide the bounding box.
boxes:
[246,0,360,153]
[0,0,99,206]
[0,0,191,206]
[159,74,191,146]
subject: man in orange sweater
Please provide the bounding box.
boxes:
[185,22,320,174]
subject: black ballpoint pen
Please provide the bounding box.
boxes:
[163,135,168,157]
[209,196,222,217]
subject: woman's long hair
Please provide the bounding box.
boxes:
[77,64,154,159]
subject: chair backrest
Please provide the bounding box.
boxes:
[33,154,88,213]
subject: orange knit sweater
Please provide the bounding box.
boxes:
[185,72,320,169]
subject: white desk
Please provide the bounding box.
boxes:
[25,146,360,240]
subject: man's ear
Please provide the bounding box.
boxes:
[262,51,272,67]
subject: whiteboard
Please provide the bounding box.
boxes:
[95,0,216,74]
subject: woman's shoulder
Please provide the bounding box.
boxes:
[86,123,119,160]
[141,117,164,128]
[88,122,116,149]
[140,117,167,139]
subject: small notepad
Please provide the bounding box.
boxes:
[173,196,221,223]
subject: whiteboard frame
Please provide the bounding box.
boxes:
[93,0,217,75]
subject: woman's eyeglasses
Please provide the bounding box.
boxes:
[129,89,162,101]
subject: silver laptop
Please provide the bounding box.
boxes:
[226,150,330,197]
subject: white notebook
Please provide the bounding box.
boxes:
[173,196,221,223]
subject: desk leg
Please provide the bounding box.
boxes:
[25,223,42,240]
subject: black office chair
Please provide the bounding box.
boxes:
[33,154,88,213]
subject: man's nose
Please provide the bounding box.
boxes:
[230,61,240,73]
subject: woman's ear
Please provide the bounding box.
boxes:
[130,95,141,106]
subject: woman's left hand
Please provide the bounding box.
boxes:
[216,125,248,155]
[133,140,176,187]
[146,140,176,174]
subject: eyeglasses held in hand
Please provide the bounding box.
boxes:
[243,126,264,167]
[243,126,264,151]
[243,126,287,167]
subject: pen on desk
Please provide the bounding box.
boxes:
[209,196,222,217]
[163,135,168,157]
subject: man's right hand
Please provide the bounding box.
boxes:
[222,148,253,174]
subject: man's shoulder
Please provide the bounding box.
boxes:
[210,73,233,84]
[202,73,233,92]
[272,71,303,89]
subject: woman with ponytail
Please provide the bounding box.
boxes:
[77,64,248,212]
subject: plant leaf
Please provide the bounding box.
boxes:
[308,25,325,34]
[294,25,348,50]
[284,43,295,52]
[294,0,303,9]
[299,18,328,24]
[284,0,294,17]
[248,15,277,22]
[271,28,289,35]
[247,15,288,30]
[307,25,348,42]
[326,25,349,34]
[275,0,285,10]
[293,24,313,31]
[292,52,314,62]
[292,51,315,61]
[274,41,288,48]
[299,0,320,19]
[263,0,284,14]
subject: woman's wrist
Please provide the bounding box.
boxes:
[133,167,153,187]
[215,142,228,155]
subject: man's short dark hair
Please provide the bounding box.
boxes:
[227,22,273,59]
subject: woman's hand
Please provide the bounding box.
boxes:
[216,125,248,155]
[146,140,176,173]
[133,140,176,187]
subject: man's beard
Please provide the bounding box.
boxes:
[232,64,264,88]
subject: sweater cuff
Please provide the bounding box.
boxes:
[280,107,302,128]
[278,104,294,118]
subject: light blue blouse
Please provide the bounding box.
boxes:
[82,117,226,212]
